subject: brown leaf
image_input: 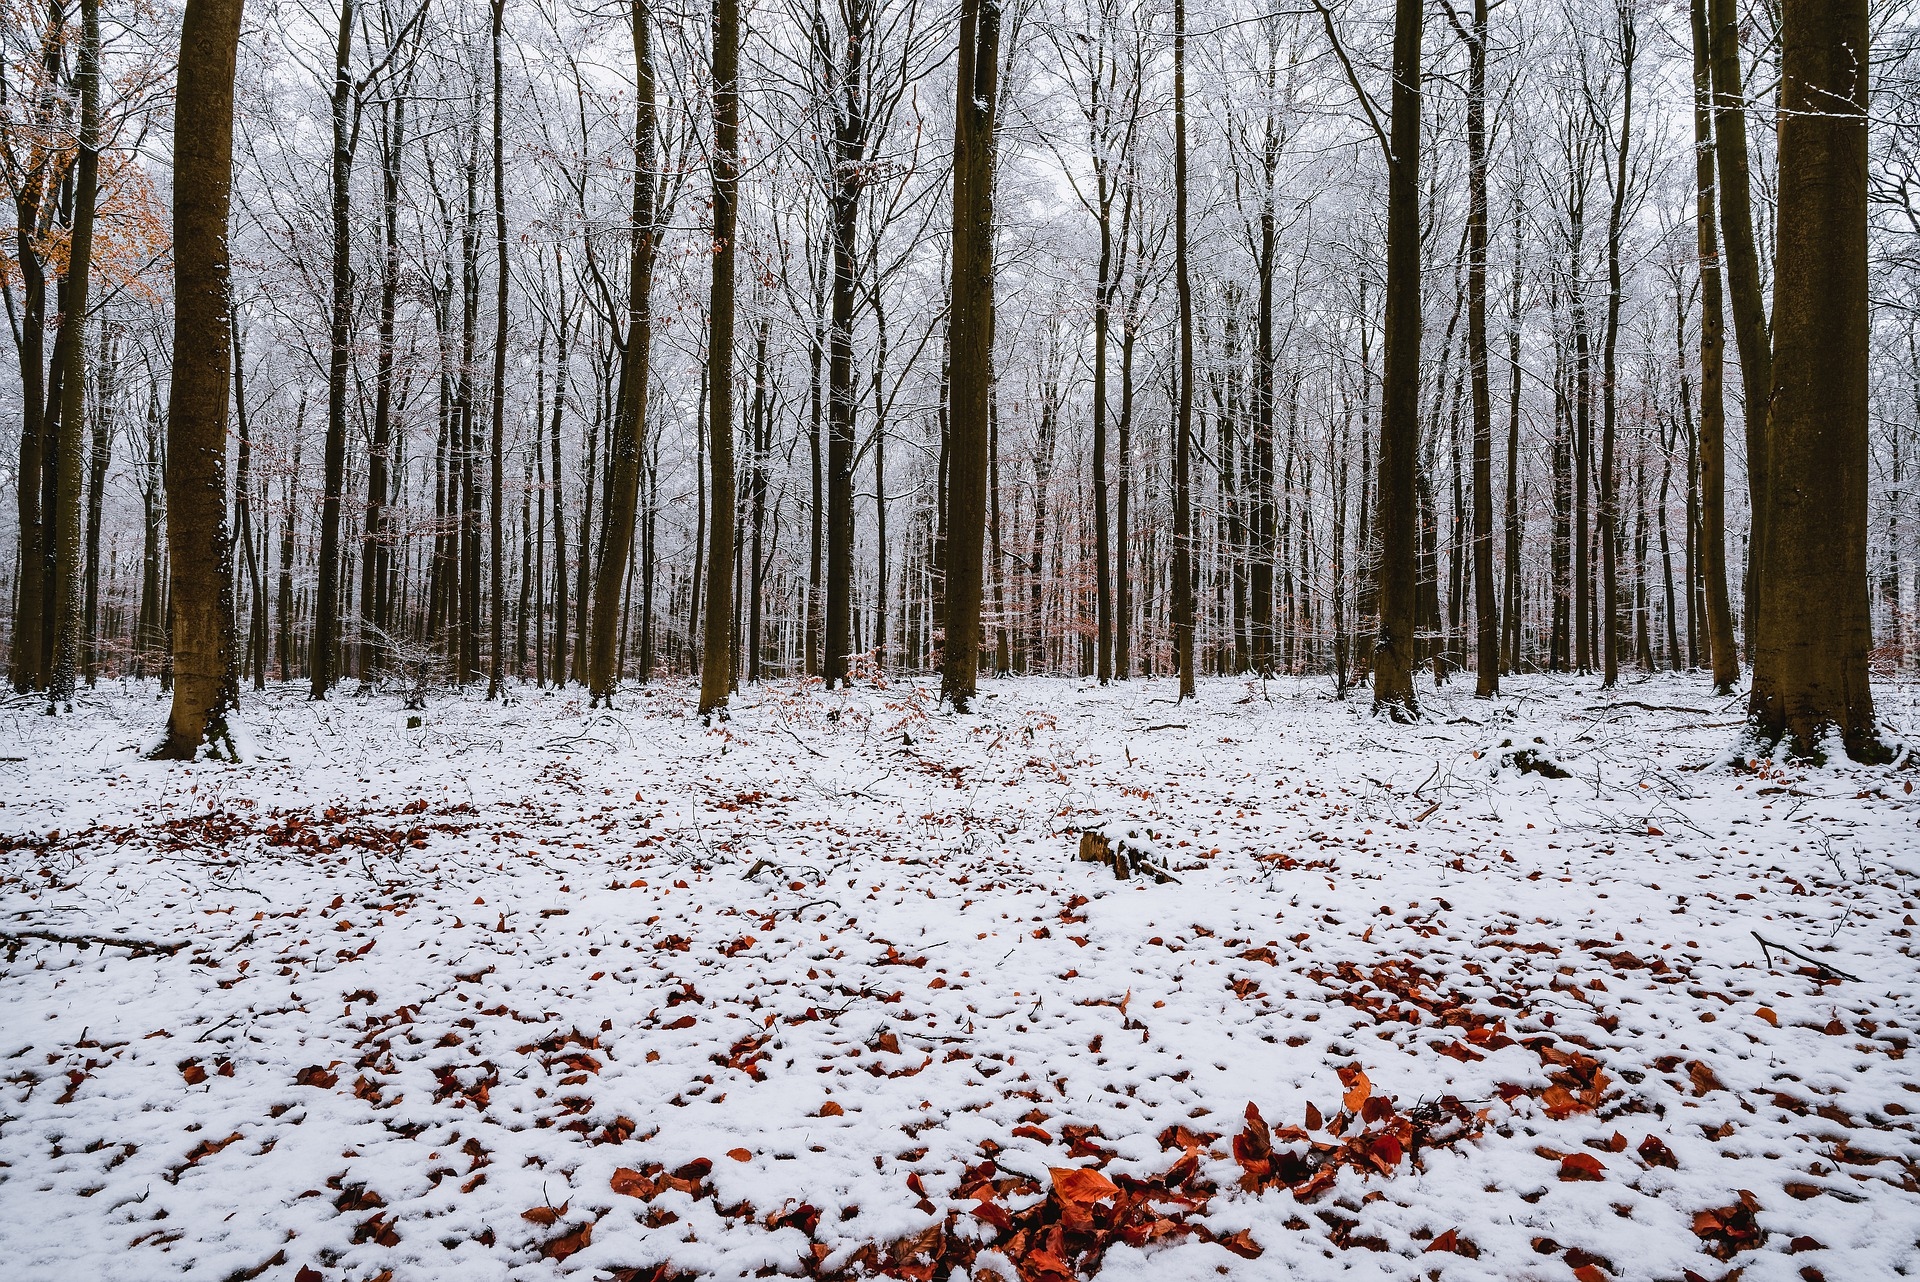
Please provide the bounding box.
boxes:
[543,1221,592,1261]
[610,1167,660,1199]
[1638,1135,1679,1169]
[1338,1064,1371,1113]
[1050,1166,1120,1206]
[1688,1061,1727,1096]
[1559,1153,1606,1181]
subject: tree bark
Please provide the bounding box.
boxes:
[1708,0,1770,653]
[1455,0,1497,697]
[47,0,100,711]
[1373,0,1423,719]
[311,0,356,698]
[1691,0,1738,694]
[158,0,243,758]
[940,0,999,710]
[1170,0,1195,701]
[1748,0,1883,761]
[699,0,739,714]
[1599,4,1635,688]
[487,0,509,699]
[589,0,657,704]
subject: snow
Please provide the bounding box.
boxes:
[1,672,1917,1282]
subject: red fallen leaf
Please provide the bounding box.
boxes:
[543,1221,592,1261]
[1024,1247,1074,1282]
[295,1065,338,1089]
[1692,1191,1767,1260]
[726,1147,752,1162]
[180,1062,208,1085]
[662,1157,713,1194]
[1338,1064,1371,1113]
[1427,1229,1460,1254]
[1688,1060,1727,1096]
[1647,825,1664,836]
[817,1100,844,1117]
[1050,1166,1119,1206]
[1637,1135,1679,1169]
[1559,1153,1606,1181]
[1305,1101,1324,1131]
[1574,1266,1607,1282]
[1013,1124,1053,1144]
[663,1015,697,1030]
[968,1197,1013,1231]
[182,1131,243,1168]
[522,1202,566,1226]
[296,1269,324,1282]
[610,1167,659,1199]
[1215,1228,1263,1258]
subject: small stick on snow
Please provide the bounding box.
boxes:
[1752,931,1861,983]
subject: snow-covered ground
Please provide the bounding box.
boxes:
[1,672,1916,1282]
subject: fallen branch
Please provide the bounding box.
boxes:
[1,927,187,958]
[1752,932,1861,983]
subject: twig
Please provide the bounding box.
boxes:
[0,927,186,957]
[1751,932,1861,982]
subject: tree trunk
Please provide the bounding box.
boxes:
[360,87,406,684]
[83,329,114,684]
[1599,4,1635,688]
[589,0,657,704]
[159,0,243,758]
[1692,0,1738,694]
[1373,0,1423,719]
[312,0,355,698]
[699,0,739,714]
[47,0,100,710]
[487,0,509,699]
[1748,0,1882,762]
[1170,0,1195,701]
[940,0,999,710]
[1460,0,1497,697]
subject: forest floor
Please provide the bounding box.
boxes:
[1,671,1918,1282]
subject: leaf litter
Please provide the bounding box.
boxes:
[0,673,1917,1281]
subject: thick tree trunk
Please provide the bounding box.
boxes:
[159,0,243,758]
[589,0,657,704]
[940,0,999,710]
[1372,0,1423,719]
[1748,0,1883,761]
